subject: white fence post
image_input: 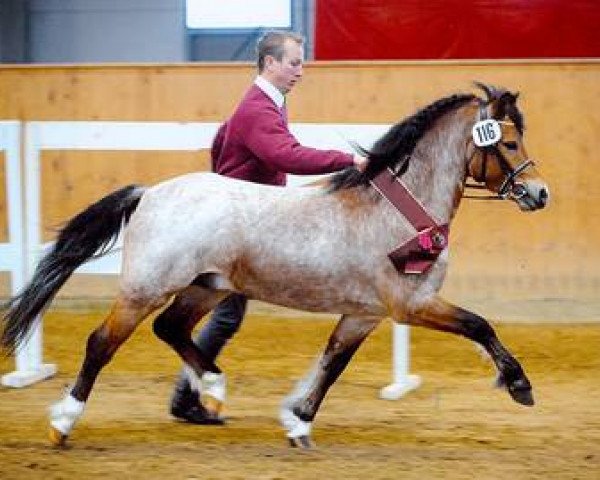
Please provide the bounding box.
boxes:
[2,122,57,387]
[0,121,23,289]
[379,324,421,400]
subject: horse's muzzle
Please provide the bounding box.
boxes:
[513,181,549,211]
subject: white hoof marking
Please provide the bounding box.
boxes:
[201,371,227,403]
[49,394,85,436]
[280,407,312,440]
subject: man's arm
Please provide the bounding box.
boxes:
[239,105,359,175]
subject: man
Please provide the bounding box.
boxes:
[170,30,367,424]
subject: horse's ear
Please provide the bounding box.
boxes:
[499,90,518,104]
[495,90,520,117]
[494,90,524,132]
[473,81,496,103]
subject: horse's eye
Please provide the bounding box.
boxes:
[503,141,518,151]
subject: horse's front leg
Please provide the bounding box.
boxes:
[408,295,534,406]
[280,314,382,448]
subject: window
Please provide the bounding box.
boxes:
[186,0,292,30]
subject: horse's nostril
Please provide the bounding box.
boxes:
[539,187,549,206]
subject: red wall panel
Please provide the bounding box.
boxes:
[315,0,600,60]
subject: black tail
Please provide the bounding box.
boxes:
[1,184,145,354]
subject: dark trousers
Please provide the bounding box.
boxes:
[194,293,248,362]
[173,293,247,398]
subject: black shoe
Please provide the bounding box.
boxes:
[170,402,225,425]
[170,376,225,425]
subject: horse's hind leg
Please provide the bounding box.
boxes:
[408,295,534,406]
[49,294,167,446]
[152,286,228,402]
[280,314,382,448]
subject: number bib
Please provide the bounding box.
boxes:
[472,119,502,147]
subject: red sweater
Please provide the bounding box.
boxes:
[211,84,354,186]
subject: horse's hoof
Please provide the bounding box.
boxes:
[288,435,313,449]
[508,379,535,406]
[202,395,223,417]
[49,426,68,447]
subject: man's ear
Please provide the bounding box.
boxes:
[264,55,275,71]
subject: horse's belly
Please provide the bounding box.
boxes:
[237,267,385,316]
[250,290,382,315]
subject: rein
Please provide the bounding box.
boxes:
[464,158,534,200]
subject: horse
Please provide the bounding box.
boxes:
[1,83,548,448]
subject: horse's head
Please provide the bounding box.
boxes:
[466,83,549,211]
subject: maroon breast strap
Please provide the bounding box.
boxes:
[370,168,449,274]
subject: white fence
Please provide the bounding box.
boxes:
[0,121,57,387]
[1,120,419,398]
[0,122,23,294]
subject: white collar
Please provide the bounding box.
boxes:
[254,76,285,109]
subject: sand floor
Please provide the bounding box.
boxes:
[1,309,599,479]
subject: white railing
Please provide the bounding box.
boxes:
[0,121,57,387]
[0,122,23,292]
[2,120,420,398]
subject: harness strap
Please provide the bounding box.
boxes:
[371,168,448,275]
[371,168,435,230]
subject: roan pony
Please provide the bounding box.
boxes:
[1,84,548,448]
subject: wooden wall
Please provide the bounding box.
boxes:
[0,61,598,318]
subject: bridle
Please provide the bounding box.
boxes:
[464,101,535,200]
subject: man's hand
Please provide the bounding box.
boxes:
[353,154,368,172]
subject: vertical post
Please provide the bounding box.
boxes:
[1,122,57,388]
[379,324,421,400]
[1,122,24,291]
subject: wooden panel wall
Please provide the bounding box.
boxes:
[0,61,598,315]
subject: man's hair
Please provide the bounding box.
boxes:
[256,30,304,72]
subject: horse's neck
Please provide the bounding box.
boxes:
[400,108,472,225]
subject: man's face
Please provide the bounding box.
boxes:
[265,39,304,94]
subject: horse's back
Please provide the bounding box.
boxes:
[119,172,322,297]
[147,171,309,201]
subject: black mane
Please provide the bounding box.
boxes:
[329,93,475,192]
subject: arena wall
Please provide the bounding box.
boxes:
[0,61,598,319]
